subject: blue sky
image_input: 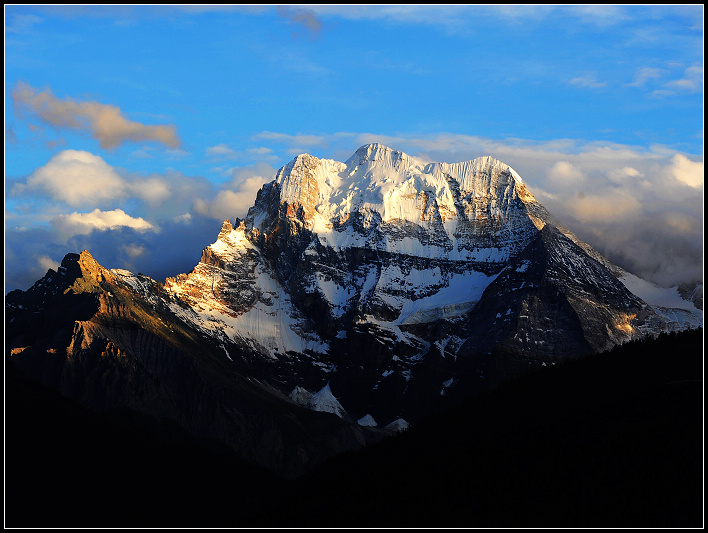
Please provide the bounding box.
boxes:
[4,5,704,292]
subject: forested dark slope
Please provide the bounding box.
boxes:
[5,328,703,528]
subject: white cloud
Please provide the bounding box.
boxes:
[194,190,244,221]
[666,154,703,189]
[546,161,585,189]
[11,150,192,211]
[127,175,172,205]
[664,65,703,92]
[650,89,676,98]
[606,166,647,186]
[194,162,276,220]
[663,212,695,234]
[36,254,60,273]
[568,190,643,223]
[627,67,663,88]
[165,148,191,159]
[52,208,157,237]
[173,212,193,224]
[17,149,126,206]
[206,144,240,160]
[246,146,278,161]
[121,242,148,258]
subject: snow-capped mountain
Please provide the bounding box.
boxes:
[161,143,701,420]
[6,144,701,475]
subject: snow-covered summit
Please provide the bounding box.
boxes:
[345,143,419,169]
[250,144,541,262]
[273,145,529,221]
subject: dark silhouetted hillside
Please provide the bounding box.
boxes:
[258,328,704,528]
[6,328,703,528]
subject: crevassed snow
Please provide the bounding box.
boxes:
[166,238,329,358]
[219,273,329,356]
[272,144,532,263]
[652,306,703,329]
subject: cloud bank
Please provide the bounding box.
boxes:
[5,151,278,292]
[12,150,174,208]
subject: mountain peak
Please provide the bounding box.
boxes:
[243,145,545,259]
[355,142,394,156]
[8,142,702,482]
[347,143,411,168]
[218,219,234,240]
[59,249,115,288]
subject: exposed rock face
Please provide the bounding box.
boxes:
[6,144,702,471]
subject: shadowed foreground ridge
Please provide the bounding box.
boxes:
[5,329,703,528]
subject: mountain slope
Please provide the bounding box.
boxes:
[4,359,289,528]
[159,143,701,423]
[6,144,702,476]
[258,328,703,528]
[5,251,385,478]
[7,329,701,527]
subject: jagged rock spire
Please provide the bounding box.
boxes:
[218,219,234,240]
